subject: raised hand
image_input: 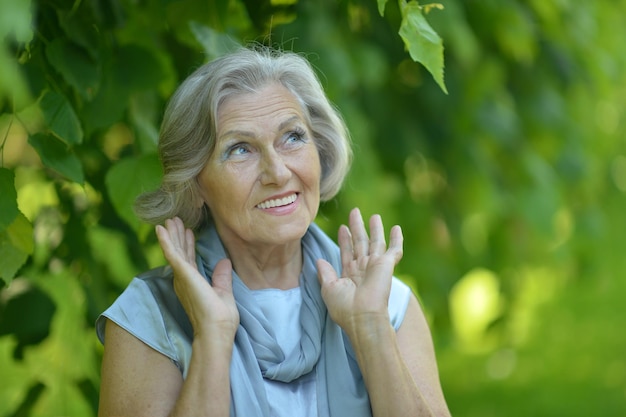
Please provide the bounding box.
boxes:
[156,217,239,342]
[316,208,403,336]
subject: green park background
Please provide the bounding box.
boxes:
[1,0,625,416]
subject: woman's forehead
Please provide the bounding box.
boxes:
[215,84,307,135]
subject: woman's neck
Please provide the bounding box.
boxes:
[221,239,303,290]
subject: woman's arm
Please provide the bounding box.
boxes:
[98,218,239,417]
[317,208,451,417]
[347,294,451,417]
[98,319,183,417]
[98,319,233,417]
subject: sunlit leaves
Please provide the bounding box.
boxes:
[374,0,447,93]
[493,4,537,64]
[0,170,32,285]
[0,0,33,107]
[0,168,19,230]
[399,1,447,93]
[0,271,99,416]
[28,270,100,416]
[517,150,561,236]
[88,226,141,287]
[0,0,624,416]
[0,284,56,359]
[190,22,241,61]
[377,0,388,16]
[4,213,33,257]
[0,338,31,413]
[105,154,162,231]
[449,268,503,352]
[0,213,34,285]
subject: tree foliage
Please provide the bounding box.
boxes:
[1,0,625,416]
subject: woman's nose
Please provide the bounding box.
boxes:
[259,150,291,185]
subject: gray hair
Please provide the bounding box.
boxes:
[134,46,352,230]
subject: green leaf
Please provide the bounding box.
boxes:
[0,230,28,285]
[399,1,447,93]
[28,133,84,184]
[57,6,101,56]
[82,45,166,133]
[81,68,127,133]
[377,0,388,16]
[39,91,84,145]
[105,154,162,231]
[0,285,56,356]
[88,226,139,288]
[0,268,99,415]
[0,168,19,231]
[189,22,241,61]
[0,48,31,111]
[45,38,100,100]
[0,0,33,43]
[6,212,34,255]
[129,93,160,154]
[0,213,33,285]
[113,45,167,92]
[0,0,33,108]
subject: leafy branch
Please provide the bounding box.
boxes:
[378,0,447,93]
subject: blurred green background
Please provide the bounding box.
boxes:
[1,0,625,416]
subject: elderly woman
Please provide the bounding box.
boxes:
[96,46,451,417]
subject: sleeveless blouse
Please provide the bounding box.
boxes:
[96,268,411,416]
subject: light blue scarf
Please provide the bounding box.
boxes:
[194,223,372,417]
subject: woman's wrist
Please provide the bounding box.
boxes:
[193,324,237,355]
[345,312,393,347]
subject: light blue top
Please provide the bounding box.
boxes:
[97,276,411,417]
[96,223,412,417]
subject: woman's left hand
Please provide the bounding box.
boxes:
[317,208,403,335]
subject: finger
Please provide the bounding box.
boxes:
[163,218,182,249]
[173,217,187,249]
[316,259,339,287]
[156,224,185,269]
[387,225,404,264]
[212,258,234,295]
[368,214,386,256]
[349,208,369,258]
[184,227,196,264]
[156,224,173,255]
[337,225,353,269]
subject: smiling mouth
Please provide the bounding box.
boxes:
[256,193,297,209]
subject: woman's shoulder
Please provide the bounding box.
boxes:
[96,265,193,375]
[115,266,182,318]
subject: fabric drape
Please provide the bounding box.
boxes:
[194,223,371,417]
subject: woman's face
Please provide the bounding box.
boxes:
[197,83,321,248]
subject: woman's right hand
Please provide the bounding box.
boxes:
[156,217,240,343]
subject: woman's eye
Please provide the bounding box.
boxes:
[286,129,306,144]
[227,143,250,157]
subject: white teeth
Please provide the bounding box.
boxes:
[257,194,297,209]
